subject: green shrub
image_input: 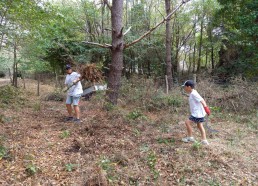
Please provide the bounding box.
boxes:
[0,85,26,107]
[127,109,144,120]
[0,145,7,159]
[60,130,70,139]
[25,163,38,176]
[148,94,182,111]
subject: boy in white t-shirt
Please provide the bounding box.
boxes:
[182,80,211,145]
[64,64,83,123]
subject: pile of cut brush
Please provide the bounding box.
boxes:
[79,63,103,83]
[63,63,104,93]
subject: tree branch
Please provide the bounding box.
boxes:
[103,0,111,11]
[124,0,190,49]
[118,27,124,38]
[123,26,132,36]
[82,41,112,49]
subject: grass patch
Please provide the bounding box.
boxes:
[0,85,26,108]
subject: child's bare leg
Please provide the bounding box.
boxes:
[66,104,73,117]
[197,123,207,141]
[73,105,80,119]
[185,120,193,137]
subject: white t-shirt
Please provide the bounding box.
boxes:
[65,72,83,97]
[189,89,206,118]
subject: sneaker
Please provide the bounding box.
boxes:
[73,118,81,124]
[182,137,195,143]
[64,117,74,122]
[201,140,209,145]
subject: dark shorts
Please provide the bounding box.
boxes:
[189,115,205,123]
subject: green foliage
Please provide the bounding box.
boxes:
[210,106,222,113]
[65,163,77,172]
[60,130,70,139]
[32,102,41,111]
[157,137,175,145]
[147,151,159,180]
[98,156,119,183]
[99,157,113,171]
[25,163,38,176]
[139,144,150,153]
[0,56,12,72]
[0,145,8,159]
[149,94,182,111]
[0,85,26,107]
[214,0,258,78]
[127,110,144,120]
[104,102,116,111]
[192,141,202,151]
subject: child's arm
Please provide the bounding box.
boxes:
[200,100,211,115]
[72,73,82,84]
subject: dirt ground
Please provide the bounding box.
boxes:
[0,80,257,185]
[0,78,10,87]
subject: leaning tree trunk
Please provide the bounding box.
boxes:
[106,0,124,105]
[165,0,173,90]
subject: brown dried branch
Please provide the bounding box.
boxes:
[79,63,104,83]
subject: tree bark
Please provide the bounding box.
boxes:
[211,45,214,69]
[165,0,173,90]
[106,0,124,105]
[12,42,18,88]
[197,14,204,72]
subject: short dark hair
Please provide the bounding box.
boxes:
[182,80,195,88]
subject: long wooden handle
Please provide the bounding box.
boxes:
[63,79,81,93]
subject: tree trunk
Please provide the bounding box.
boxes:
[188,44,192,75]
[192,41,196,73]
[37,73,40,96]
[197,15,204,73]
[211,45,214,69]
[165,0,173,90]
[12,42,18,88]
[106,0,124,105]
[192,17,197,73]
[205,48,208,68]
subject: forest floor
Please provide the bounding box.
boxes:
[0,78,10,87]
[0,78,257,186]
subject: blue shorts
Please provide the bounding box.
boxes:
[189,115,205,123]
[66,95,81,105]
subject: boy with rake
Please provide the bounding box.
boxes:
[64,64,83,124]
[182,80,211,145]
